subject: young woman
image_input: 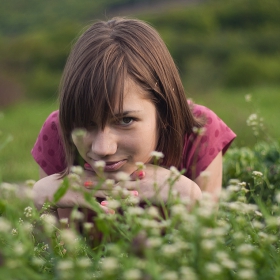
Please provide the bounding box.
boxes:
[32,17,236,217]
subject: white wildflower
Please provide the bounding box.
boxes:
[127,206,144,216]
[238,269,256,279]
[105,179,115,188]
[71,128,87,140]
[60,229,78,248]
[107,200,121,210]
[77,257,91,268]
[24,206,33,218]
[228,178,241,185]
[146,237,162,248]
[83,222,94,230]
[123,268,142,280]
[239,181,247,187]
[216,251,229,260]
[101,257,118,273]
[32,257,45,267]
[67,173,81,184]
[196,207,214,219]
[226,185,241,192]
[170,166,181,177]
[192,127,206,135]
[11,228,18,235]
[254,210,262,217]
[41,214,57,234]
[245,94,252,102]
[206,263,222,274]
[200,170,211,178]
[71,210,84,221]
[70,165,84,175]
[135,162,146,170]
[161,244,179,256]
[170,204,186,216]
[23,188,34,199]
[22,222,33,233]
[252,220,264,229]
[239,259,254,269]
[25,179,36,187]
[233,232,245,240]
[180,267,197,280]
[42,244,49,251]
[60,218,69,225]
[237,244,254,255]
[14,243,25,256]
[93,160,105,169]
[266,217,280,227]
[201,239,216,251]
[275,192,280,203]
[162,271,178,280]
[146,206,160,218]
[57,260,73,271]
[126,195,140,205]
[139,218,160,229]
[116,171,130,182]
[221,259,236,270]
[252,171,263,178]
[150,151,164,159]
[0,182,18,194]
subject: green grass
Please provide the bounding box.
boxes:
[0,99,58,182]
[189,85,280,147]
[1,86,280,182]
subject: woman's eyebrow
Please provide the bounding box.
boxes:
[114,110,141,117]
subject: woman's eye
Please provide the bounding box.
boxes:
[119,117,134,126]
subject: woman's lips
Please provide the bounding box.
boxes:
[103,160,127,172]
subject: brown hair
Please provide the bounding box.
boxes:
[59,17,204,174]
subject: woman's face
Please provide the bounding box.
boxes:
[72,78,158,177]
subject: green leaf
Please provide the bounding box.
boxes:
[53,177,69,203]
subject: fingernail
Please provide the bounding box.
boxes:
[105,208,115,215]
[84,163,92,169]
[137,170,145,179]
[84,180,94,188]
[101,201,108,206]
[132,191,139,196]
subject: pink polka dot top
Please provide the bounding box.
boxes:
[31,103,236,179]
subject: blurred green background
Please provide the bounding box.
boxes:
[0,0,280,182]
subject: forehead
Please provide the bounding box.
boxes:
[115,78,150,109]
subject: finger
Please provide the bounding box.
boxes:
[130,170,145,181]
[112,188,139,198]
[84,180,95,189]
[84,162,93,171]
[100,204,115,214]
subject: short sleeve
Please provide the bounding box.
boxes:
[180,104,236,180]
[31,111,66,175]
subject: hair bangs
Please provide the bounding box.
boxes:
[64,42,127,132]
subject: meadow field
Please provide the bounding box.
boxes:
[0,1,280,279]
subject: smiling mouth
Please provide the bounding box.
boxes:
[103,160,127,172]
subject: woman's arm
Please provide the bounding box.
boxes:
[194,151,223,201]
[38,167,73,219]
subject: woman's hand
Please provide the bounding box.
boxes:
[122,164,201,204]
[33,168,141,213]
[83,164,201,206]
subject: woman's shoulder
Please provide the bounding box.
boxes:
[31,110,65,175]
[182,100,236,179]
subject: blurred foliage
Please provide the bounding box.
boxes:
[144,0,280,91]
[0,0,280,100]
[223,140,280,206]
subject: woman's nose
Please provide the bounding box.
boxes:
[91,127,117,158]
